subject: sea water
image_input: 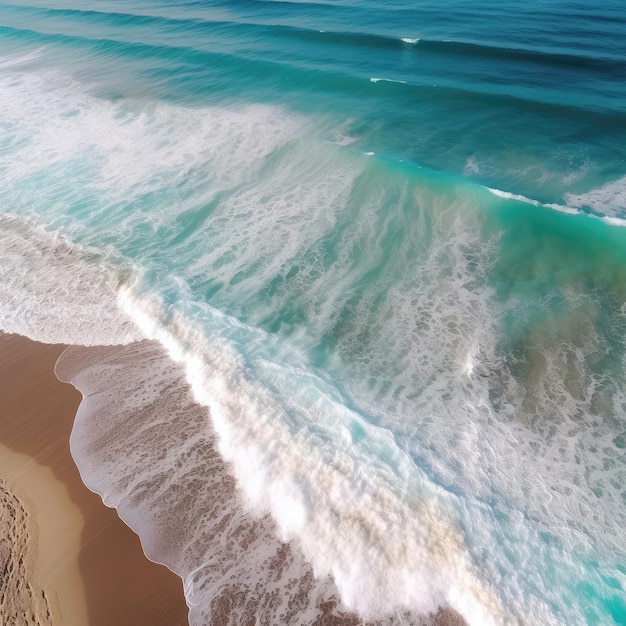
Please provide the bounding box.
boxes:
[1,0,625,624]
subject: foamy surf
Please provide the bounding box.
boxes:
[0,216,139,345]
[1,7,626,621]
[564,175,626,217]
[370,77,408,84]
[0,212,502,625]
[2,139,625,626]
[0,203,617,625]
[112,286,509,625]
[55,318,499,625]
[486,186,626,225]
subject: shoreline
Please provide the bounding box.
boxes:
[0,332,188,626]
[56,341,469,626]
[0,331,468,626]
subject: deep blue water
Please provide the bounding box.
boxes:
[1,1,626,624]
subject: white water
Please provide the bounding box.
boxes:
[2,55,626,626]
[133,289,513,623]
[565,175,626,217]
[0,216,139,345]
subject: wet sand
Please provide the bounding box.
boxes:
[0,332,188,626]
[0,331,468,626]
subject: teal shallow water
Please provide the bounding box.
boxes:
[1,1,626,624]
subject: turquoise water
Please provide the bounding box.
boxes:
[1,1,626,624]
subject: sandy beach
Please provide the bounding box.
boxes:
[0,332,188,626]
[0,331,467,626]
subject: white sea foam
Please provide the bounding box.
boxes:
[564,175,626,216]
[486,179,626,227]
[0,48,45,69]
[304,184,626,624]
[111,287,508,625]
[401,38,419,44]
[463,155,481,176]
[3,58,624,626]
[0,216,140,345]
[487,187,582,216]
[182,140,365,303]
[601,215,626,227]
[0,75,299,190]
[57,340,347,626]
[370,77,408,84]
[486,187,543,205]
[0,68,304,239]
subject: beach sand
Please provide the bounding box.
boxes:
[0,331,467,626]
[0,332,188,626]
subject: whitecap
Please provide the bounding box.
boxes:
[564,175,626,216]
[370,77,408,84]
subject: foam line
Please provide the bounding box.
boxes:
[111,286,508,625]
[55,341,353,626]
[0,216,140,345]
[370,77,408,84]
[564,175,626,216]
[486,186,626,224]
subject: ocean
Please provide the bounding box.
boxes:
[1,0,625,624]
